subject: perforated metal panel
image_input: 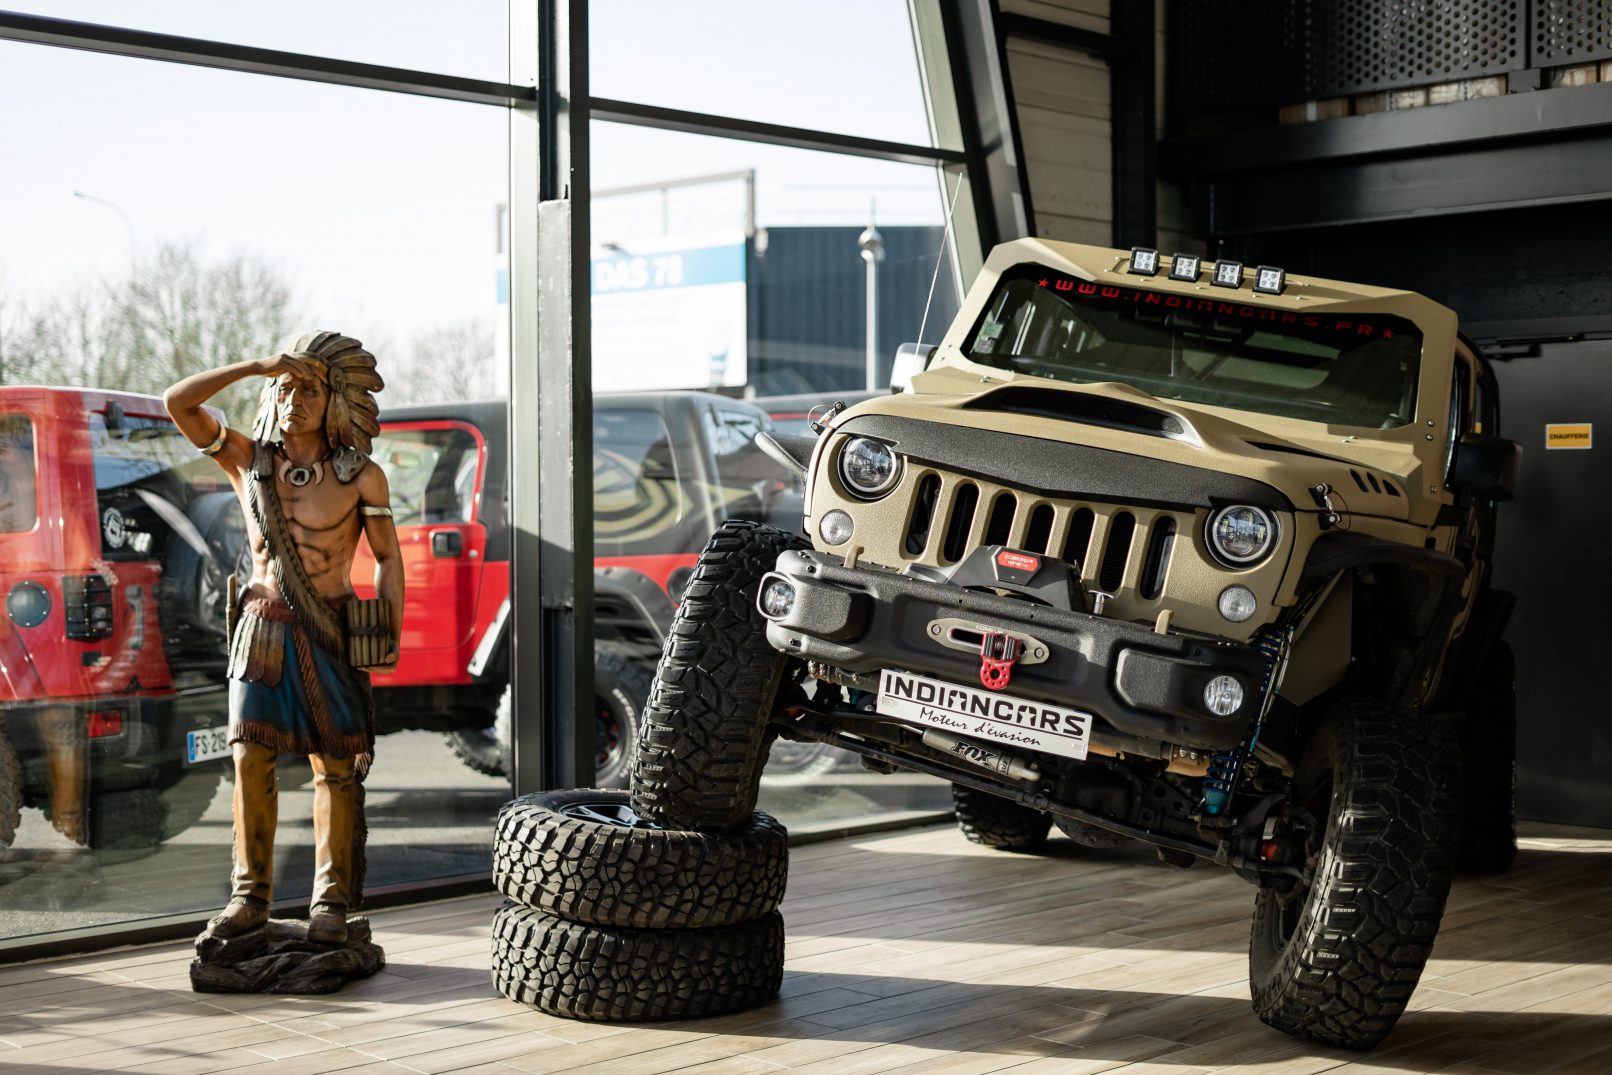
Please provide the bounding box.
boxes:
[1533,0,1612,65]
[1168,0,1549,119]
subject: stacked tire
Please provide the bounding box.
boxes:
[491,521,807,1021]
[490,789,788,1020]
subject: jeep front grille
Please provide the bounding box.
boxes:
[895,472,1184,606]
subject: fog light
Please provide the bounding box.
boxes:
[1203,675,1244,716]
[759,578,796,619]
[819,510,854,546]
[1218,585,1258,623]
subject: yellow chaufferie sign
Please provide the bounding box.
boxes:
[1545,423,1593,450]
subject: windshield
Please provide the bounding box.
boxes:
[372,426,480,525]
[966,266,1425,428]
[594,408,690,542]
[0,414,36,533]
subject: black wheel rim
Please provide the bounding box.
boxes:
[594,698,624,780]
[558,799,658,829]
[1273,768,1333,951]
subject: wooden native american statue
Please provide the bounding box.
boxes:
[165,332,402,954]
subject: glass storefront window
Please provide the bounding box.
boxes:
[0,41,508,941]
[590,120,963,833]
[5,1,510,82]
[593,0,933,145]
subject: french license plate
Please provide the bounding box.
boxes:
[876,668,1091,760]
[186,727,231,765]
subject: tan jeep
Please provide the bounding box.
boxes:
[629,238,1520,1050]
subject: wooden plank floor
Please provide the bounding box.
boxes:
[4,819,1612,1074]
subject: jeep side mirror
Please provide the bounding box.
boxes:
[1451,432,1520,501]
[891,342,935,393]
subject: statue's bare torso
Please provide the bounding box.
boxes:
[231,453,377,603]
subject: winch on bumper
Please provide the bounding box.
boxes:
[759,548,1269,753]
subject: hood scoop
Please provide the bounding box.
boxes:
[961,385,1198,444]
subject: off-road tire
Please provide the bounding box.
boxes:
[952,783,1051,852]
[447,645,650,789]
[159,491,250,665]
[444,702,506,779]
[491,901,784,1021]
[632,520,808,831]
[493,788,788,929]
[1249,696,1460,1050]
[0,714,21,848]
[87,787,166,858]
[1457,640,1517,873]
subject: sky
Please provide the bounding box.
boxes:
[0,2,949,357]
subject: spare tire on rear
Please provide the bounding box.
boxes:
[493,788,787,929]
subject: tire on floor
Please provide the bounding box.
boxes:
[491,902,784,1022]
[493,788,788,929]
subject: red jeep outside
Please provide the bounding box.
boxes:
[353,392,810,786]
[0,388,235,854]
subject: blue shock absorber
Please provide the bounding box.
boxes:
[1202,628,1288,816]
[1202,753,1238,815]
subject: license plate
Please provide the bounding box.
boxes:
[186,726,231,765]
[876,668,1091,760]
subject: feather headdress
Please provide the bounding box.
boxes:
[252,331,385,456]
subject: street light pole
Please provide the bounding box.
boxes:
[858,203,884,392]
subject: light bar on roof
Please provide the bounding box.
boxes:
[1127,247,1159,276]
[1252,265,1287,295]
[1212,259,1244,288]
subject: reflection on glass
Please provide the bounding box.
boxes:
[589,122,962,832]
[0,43,507,941]
[0,415,37,533]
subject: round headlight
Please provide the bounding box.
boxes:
[759,578,796,619]
[1203,675,1245,716]
[1208,505,1277,566]
[1218,585,1258,623]
[819,510,855,546]
[6,580,50,628]
[838,437,902,498]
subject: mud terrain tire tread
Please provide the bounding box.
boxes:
[491,902,784,1021]
[1457,640,1517,873]
[951,783,1050,852]
[493,788,788,928]
[0,715,21,848]
[631,520,808,832]
[1249,696,1460,1050]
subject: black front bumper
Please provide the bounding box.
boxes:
[761,550,1267,752]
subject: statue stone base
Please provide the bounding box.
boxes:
[189,916,384,994]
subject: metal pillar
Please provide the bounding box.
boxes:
[510,0,593,795]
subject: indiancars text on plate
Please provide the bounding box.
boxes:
[876,668,1090,760]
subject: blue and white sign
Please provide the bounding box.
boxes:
[591,234,748,392]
